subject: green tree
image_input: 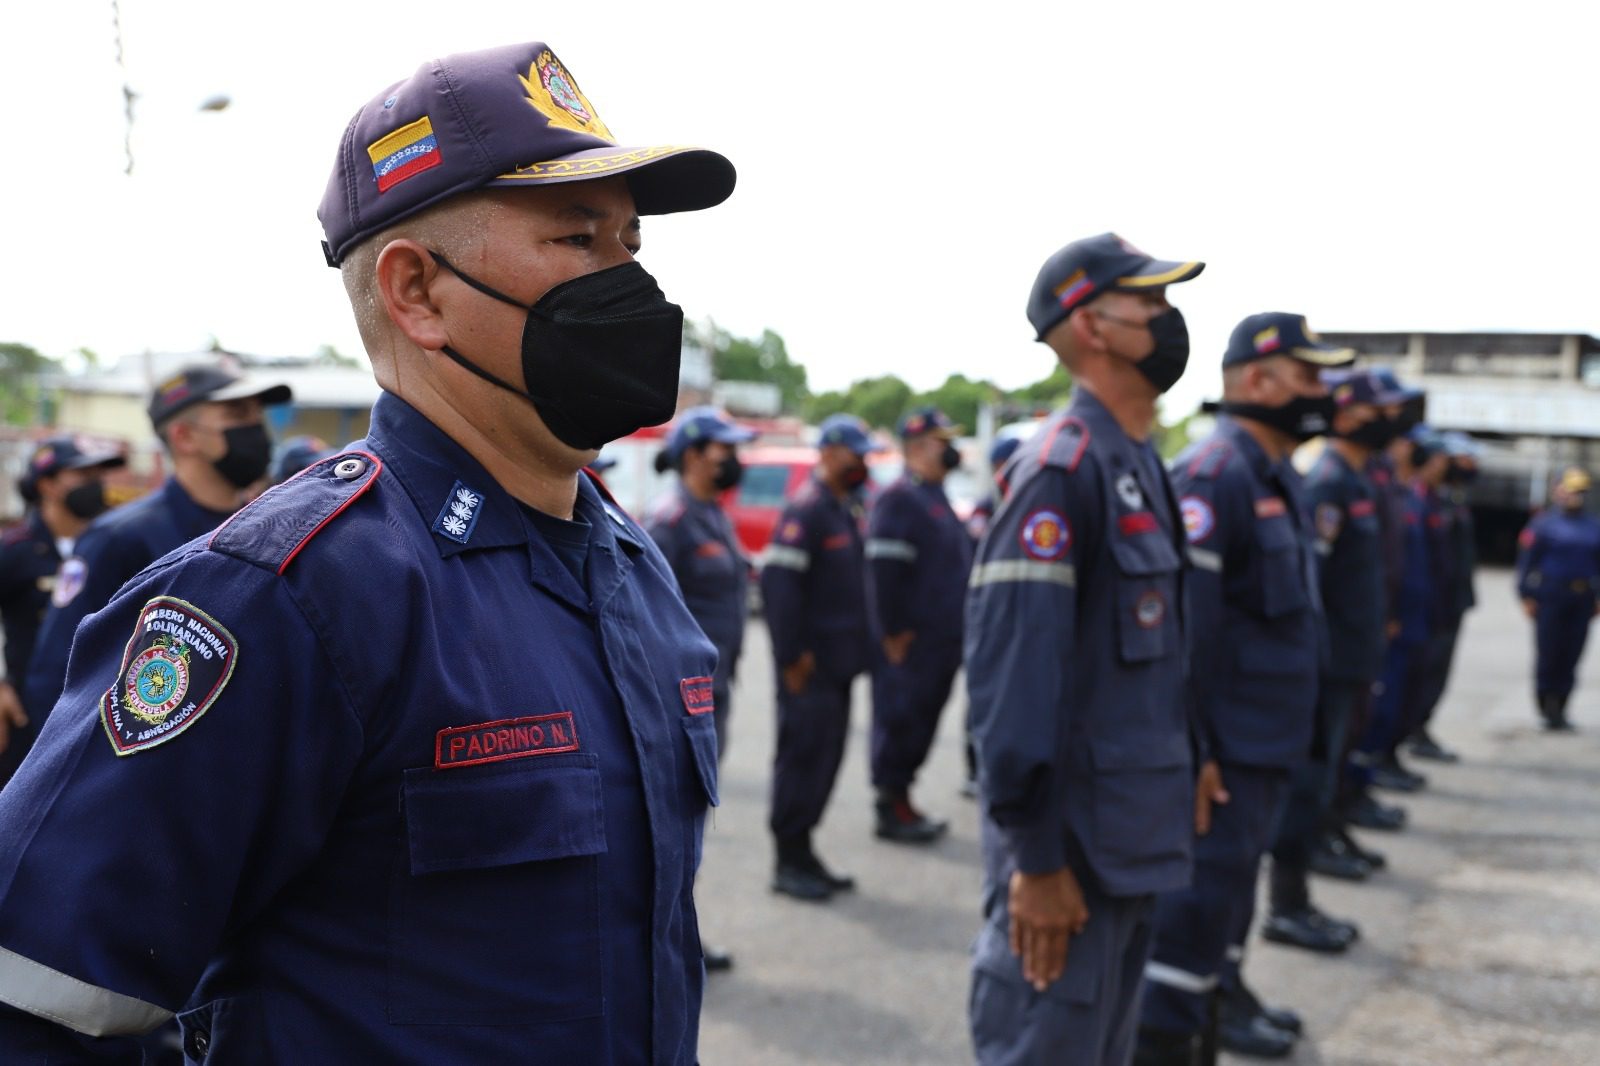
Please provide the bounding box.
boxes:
[1007,365,1073,411]
[803,389,850,423]
[847,375,915,430]
[696,323,809,413]
[0,342,60,426]
[315,344,360,369]
[912,373,997,432]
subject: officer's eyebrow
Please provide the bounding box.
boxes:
[555,203,642,231]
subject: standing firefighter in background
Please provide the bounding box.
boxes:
[967,233,1202,1066]
[0,437,125,780]
[647,406,758,758]
[1404,432,1479,762]
[23,365,292,726]
[866,406,974,844]
[1141,313,1354,1064]
[760,415,879,902]
[1516,467,1600,731]
[0,40,737,1062]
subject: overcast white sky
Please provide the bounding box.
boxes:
[4,1,1597,419]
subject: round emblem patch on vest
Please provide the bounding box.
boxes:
[102,596,238,757]
[1020,508,1071,561]
[1134,589,1167,629]
[1180,496,1215,544]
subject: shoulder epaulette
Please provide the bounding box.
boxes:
[0,523,28,547]
[1039,416,1090,472]
[1186,438,1234,480]
[210,451,382,576]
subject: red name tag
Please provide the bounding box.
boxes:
[694,541,728,558]
[1349,499,1376,518]
[1254,497,1287,518]
[821,532,852,550]
[435,712,579,769]
[1118,512,1158,535]
[681,676,715,715]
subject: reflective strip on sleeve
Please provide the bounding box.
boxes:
[1143,960,1219,995]
[1187,546,1223,572]
[759,544,811,572]
[1314,541,1333,557]
[0,945,174,1037]
[968,559,1076,589]
[864,538,918,562]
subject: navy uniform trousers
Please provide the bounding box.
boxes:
[1536,588,1596,698]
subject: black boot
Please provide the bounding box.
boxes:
[873,789,948,844]
[1221,975,1304,1036]
[801,837,856,892]
[772,835,833,901]
[1133,1026,1199,1066]
[1407,727,1460,763]
[1309,830,1372,881]
[1548,692,1576,732]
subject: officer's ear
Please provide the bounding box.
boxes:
[375,239,451,353]
[1066,306,1105,355]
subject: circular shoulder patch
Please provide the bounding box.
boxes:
[1019,508,1072,561]
[1180,496,1215,544]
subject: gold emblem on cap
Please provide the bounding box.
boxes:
[521,50,614,141]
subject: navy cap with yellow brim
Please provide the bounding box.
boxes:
[1028,232,1204,341]
[1222,312,1356,369]
[320,42,736,267]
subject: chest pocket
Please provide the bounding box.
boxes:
[389,755,607,1025]
[1254,516,1310,618]
[1109,531,1182,664]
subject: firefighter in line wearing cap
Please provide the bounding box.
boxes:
[1138,313,1356,1064]
[966,233,1202,1066]
[21,365,291,744]
[1516,466,1600,731]
[759,414,878,902]
[0,437,125,782]
[865,405,974,844]
[0,41,735,1063]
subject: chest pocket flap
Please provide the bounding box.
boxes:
[401,754,606,875]
[1254,517,1310,618]
[1109,531,1181,663]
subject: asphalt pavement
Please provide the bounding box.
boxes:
[697,569,1600,1064]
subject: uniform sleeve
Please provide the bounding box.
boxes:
[964,468,1081,875]
[643,511,688,589]
[21,526,147,720]
[759,506,814,668]
[1515,518,1542,600]
[1171,465,1249,759]
[0,550,364,1054]
[865,489,918,637]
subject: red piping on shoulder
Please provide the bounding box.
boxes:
[276,451,383,575]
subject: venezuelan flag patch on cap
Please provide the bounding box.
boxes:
[368,116,443,193]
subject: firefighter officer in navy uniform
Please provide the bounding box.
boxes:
[865,406,974,843]
[0,40,736,1064]
[760,414,879,901]
[23,364,292,726]
[0,437,125,781]
[966,232,1204,1066]
[1138,313,1355,1064]
[1516,466,1600,731]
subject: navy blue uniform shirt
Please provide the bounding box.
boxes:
[23,477,234,719]
[758,476,870,681]
[1171,418,1320,768]
[0,393,719,1065]
[1517,508,1600,600]
[1393,484,1434,644]
[865,475,974,647]
[645,484,748,663]
[965,388,1192,894]
[1304,446,1386,684]
[0,514,60,690]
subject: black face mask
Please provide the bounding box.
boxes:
[1338,415,1401,450]
[62,481,108,520]
[213,425,273,489]
[842,460,869,490]
[1221,394,1337,442]
[1444,463,1478,486]
[940,442,962,471]
[1132,308,1191,394]
[431,255,685,451]
[712,454,744,492]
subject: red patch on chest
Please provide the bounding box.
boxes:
[680,676,715,715]
[435,712,579,769]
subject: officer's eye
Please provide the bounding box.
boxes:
[559,234,594,249]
